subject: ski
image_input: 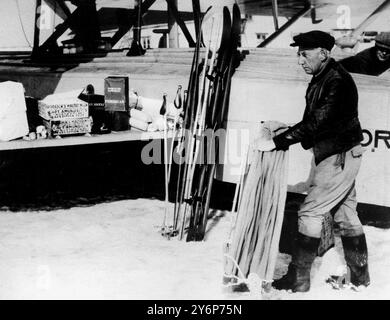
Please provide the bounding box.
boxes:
[187,3,242,241]
[183,6,233,242]
[172,6,212,237]
[178,9,225,240]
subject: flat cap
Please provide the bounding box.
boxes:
[290,30,335,51]
[375,32,390,50]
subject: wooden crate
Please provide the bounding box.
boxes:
[38,98,89,120]
[43,118,92,137]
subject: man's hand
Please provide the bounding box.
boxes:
[254,138,276,152]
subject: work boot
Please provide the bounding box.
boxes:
[341,234,370,287]
[273,233,320,292]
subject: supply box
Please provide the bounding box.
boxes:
[104,76,129,112]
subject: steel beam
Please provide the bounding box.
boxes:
[111,0,156,47]
[37,6,82,54]
[166,0,196,47]
[127,0,146,56]
[32,0,42,56]
[168,0,179,48]
[271,0,279,31]
[258,5,311,48]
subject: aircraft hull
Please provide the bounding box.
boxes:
[221,48,390,209]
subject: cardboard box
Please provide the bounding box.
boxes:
[104,76,129,112]
[43,118,92,137]
[38,98,89,120]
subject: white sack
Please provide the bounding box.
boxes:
[0,112,29,141]
[130,108,153,123]
[0,81,27,119]
[129,117,148,131]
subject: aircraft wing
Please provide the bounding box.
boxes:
[236,0,386,18]
[46,0,389,31]
[97,7,195,32]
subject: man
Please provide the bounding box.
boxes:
[339,32,390,76]
[256,30,370,292]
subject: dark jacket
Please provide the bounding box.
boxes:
[339,47,390,76]
[273,58,363,165]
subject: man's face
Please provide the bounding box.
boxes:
[376,46,390,62]
[297,47,323,75]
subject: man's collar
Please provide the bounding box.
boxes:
[311,58,335,82]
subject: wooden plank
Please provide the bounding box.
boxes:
[0,130,177,151]
[192,0,201,42]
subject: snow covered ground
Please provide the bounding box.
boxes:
[0,198,389,300]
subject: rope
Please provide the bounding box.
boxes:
[222,253,273,295]
[223,253,247,280]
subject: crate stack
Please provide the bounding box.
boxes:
[38,92,92,137]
